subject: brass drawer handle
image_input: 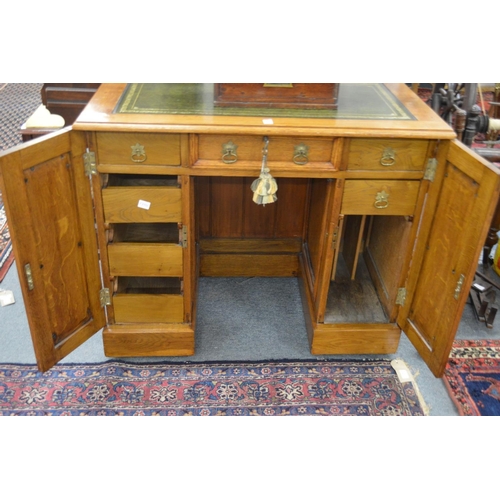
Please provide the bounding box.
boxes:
[222,140,238,164]
[374,190,389,209]
[131,143,147,163]
[380,147,396,166]
[293,143,309,165]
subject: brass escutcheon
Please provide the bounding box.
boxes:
[380,147,396,166]
[374,190,389,209]
[222,140,238,164]
[131,143,147,163]
[293,143,309,165]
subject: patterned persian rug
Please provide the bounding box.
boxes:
[0,83,43,281]
[444,339,500,416]
[0,359,425,416]
[0,194,13,281]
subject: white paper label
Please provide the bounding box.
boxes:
[137,200,151,210]
[0,290,15,307]
[262,118,274,125]
[391,359,414,383]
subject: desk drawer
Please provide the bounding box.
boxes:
[112,276,184,323]
[198,135,334,166]
[341,180,420,216]
[102,187,182,223]
[113,294,184,323]
[347,139,428,172]
[97,132,181,166]
[108,243,183,276]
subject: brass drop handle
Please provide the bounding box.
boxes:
[251,136,278,206]
[380,147,396,166]
[222,140,238,164]
[131,143,147,163]
[293,143,309,165]
[374,190,389,209]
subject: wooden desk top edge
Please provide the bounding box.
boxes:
[73,83,456,140]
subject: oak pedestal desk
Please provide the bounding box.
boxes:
[1,83,499,377]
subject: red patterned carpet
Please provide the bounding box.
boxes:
[0,192,13,281]
[444,339,500,416]
[0,360,425,416]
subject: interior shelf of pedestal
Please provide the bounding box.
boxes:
[324,215,412,324]
[105,174,179,187]
[324,254,388,323]
[108,223,179,243]
[115,276,182,295]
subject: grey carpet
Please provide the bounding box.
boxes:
[0,83,43,151]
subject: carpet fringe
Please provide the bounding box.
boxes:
[392,358,430,416]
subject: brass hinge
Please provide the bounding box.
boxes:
[181,225,188,248]
[331,214,344,249]
[99,288,111,307]
[424,158,438,182]
[454,274,465,300]
[331,227,340,248]
[24,263,34,291]
[83,151,97,176]
[396,288,407,306]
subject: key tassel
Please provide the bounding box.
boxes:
[251,136,278,206]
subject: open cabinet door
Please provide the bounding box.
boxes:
[398,140,500,377]
[0,129,105,372]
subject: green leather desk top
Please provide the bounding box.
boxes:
[114,83,414,121]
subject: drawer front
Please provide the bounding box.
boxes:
[341,180,420,216]
[347,139,429,171]
[108,243,183,276]
[198,135,334,166]
[97,132,181,166]
[102,187,182,223]
[113,294,184,323]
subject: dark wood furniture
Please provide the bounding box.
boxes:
[41,83,101,125]
[1,83,499,378]
[20,84,101,143]
[214,83,339,109]
[19,125,61,142]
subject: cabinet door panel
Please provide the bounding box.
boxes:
[0,131,105,371]
[399,140,500,377]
